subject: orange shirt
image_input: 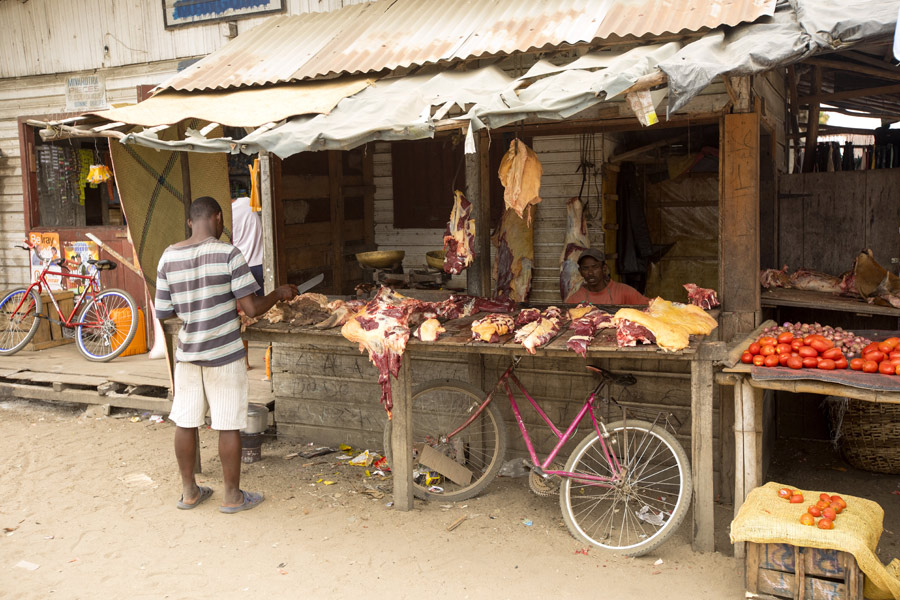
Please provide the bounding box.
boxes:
[565,280,649,306]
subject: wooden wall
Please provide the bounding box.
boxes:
[776,169,900,275]
[0,0,373,79]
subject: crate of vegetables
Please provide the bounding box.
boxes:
[739,323,876,372]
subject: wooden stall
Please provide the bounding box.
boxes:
[246,308,724,552]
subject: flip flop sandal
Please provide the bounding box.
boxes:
[219,490,264,514]
[176,486,213,510]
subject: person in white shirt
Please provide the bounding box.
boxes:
[231,196,265,369]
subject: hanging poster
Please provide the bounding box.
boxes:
[28,232,66,292]
[63,241,100,296]
[162,0,284,29]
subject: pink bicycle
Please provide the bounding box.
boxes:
[385,357,692,556]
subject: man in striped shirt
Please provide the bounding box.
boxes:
[156,196,297,513]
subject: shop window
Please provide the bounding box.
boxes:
[392,136,467,229]
[21,123,122,229]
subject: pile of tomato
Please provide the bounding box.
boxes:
[741,332,900,374]
[777,488,847,529]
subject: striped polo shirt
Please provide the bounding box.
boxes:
[155,237,260,366]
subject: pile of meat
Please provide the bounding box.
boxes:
[683,283,720,309]
[340,288,515,415]
[566,304,615,357]
[761,249,900,308]
[256,293,366,330]
[469,305,569,354]
[514,306,566,354]
[442,190,475,275]
[613,297,718,351]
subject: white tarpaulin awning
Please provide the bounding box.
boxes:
[88,77,372,128]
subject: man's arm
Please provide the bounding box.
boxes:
[236,284,298,318]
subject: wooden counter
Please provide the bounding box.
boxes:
[761,287,900,317]
[245,314,724,553]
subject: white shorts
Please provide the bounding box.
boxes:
[170,360,248,431]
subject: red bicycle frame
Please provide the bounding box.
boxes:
[446,358,625,487]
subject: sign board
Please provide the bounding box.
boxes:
[29,232,66,292]
[65,74,108,112]
[63,241,100,296]
[162,0,284,29]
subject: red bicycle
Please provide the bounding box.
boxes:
[0,238,138,361]
[385,357,692,556]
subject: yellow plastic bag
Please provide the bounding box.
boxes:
[87,164,112,184]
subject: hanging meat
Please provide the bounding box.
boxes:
[514,306,567,355]
[498,139,543,226]
[566,307,614,357]
[471,314,515,343]
[613,297,718,351]
[493,206,534,302]
[683,284,720,309]
[560,197,589,301]
[442,190,476,275]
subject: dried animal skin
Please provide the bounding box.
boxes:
[498,139,542,225]
[442,190,476,274]
[853,249,900,307]
[560,197,589,301]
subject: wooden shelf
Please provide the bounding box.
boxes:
[761,288,900,317]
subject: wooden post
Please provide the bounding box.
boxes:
[733,376,764,557]
[466,132,491,296]
[178,125,192,238]
[329,150,345,295]
[259,151,276,294]
[732,381,746,559]
[391,355,414,511]
[786,66,802,171]
[691,350,715,553]
[802,66,822,174]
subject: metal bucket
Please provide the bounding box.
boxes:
[241,432,262,463]
[243,403,269,434]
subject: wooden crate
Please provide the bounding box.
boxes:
[746,542,864,600]
[25,291,75,351]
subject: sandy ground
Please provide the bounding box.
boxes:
[0,398,747,600]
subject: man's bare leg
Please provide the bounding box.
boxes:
[219,430,244,506]
[174,426,202,503]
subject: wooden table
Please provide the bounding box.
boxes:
[717,325,900,558]
[246,313,725,553]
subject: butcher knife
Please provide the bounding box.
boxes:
[295,273,324,295]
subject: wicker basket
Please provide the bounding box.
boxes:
[829,398,900,474]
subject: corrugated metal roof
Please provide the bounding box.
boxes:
[162,0,776,92]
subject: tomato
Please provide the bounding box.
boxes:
[850,358,864,370]
[778,353,791,367]
[740,351,753,364]
[819,493,831,502]
[800,513,815,526]
[816,499,830,510]
[896,364,900,376]
[822,506,836,521]
[830,496,847,510]
[890,351,900,360]
[822,348,843,361]
[753,355,766,367]
[790,338,805,351]
[862,360,879,373]
[775,343,793,355]
[863,342,880,355]
[889,358,900,367]
[863,350,885,363]
[758,336,777,347]
[878,341,895,353]
[760,344,776,356]
[802,357,818,368]
[810,338,833,353]
[883,337,900,348]
[787,356,803,370]
[829,501,843,514]
[879,361,896,375]
[798,346,818,358]
[763,355,779,367]
[748,342,761,355]
[818,359,836,370]
[777,332,794,344]
[817,518,834,530]
[777,487,793,499]
[789,493,804,504]
[835,357,848,370]
[808,505,822,517]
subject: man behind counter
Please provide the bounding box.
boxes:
[564,248,649,306]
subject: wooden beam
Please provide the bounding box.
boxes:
[620,70,667,95]
[691,354,715,553]
[259,152,276,294]
[786,66,802,167]
[805,57,900,83]
[802,66,822,174]
[608,134,685,164]
[328,151,345,295]
[798,82,900,106]
[361,145,375,249]
[178,123,192,238]
[390,356,414,511]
